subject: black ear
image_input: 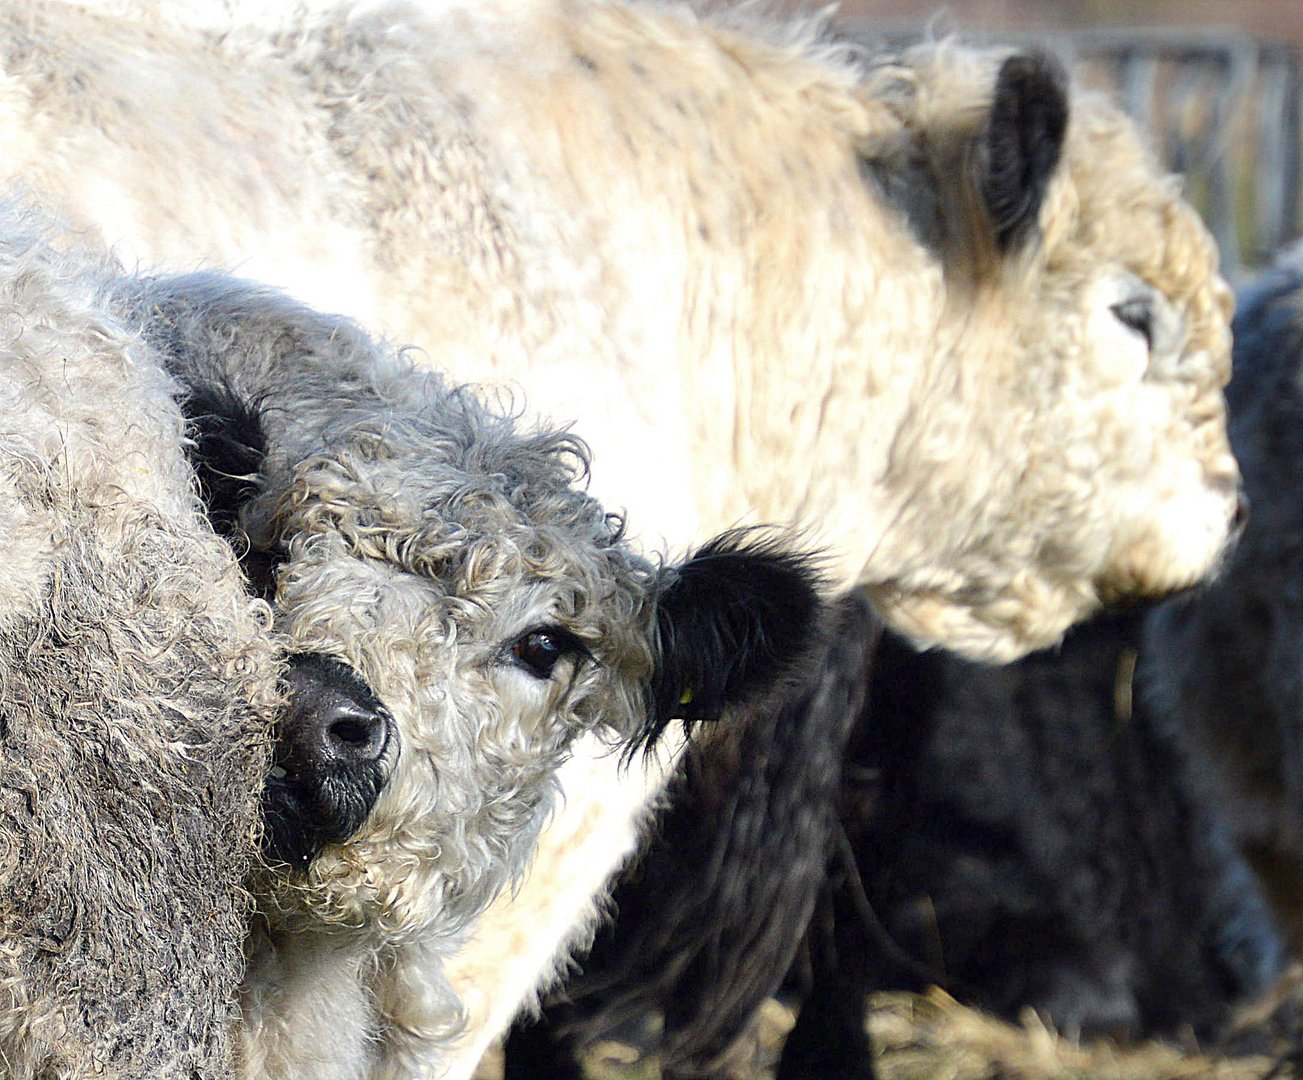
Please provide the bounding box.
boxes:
[641,532,824,751]
[980,51,1069,251]
[182,381,267,536]
[179,382,280,599]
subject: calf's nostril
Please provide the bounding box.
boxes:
[324,706,389,762]
[283,653,392,767]
[330,717,373,748]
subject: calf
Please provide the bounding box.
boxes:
[508,611,1284,1078]
[117,271,824,1078]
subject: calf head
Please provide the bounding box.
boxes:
[857,46,1240,660]
[149,273,822,938]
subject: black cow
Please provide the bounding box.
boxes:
[505,255,1303,1080]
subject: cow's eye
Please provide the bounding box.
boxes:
[1110,296,1154,350]
[509,626,590,680]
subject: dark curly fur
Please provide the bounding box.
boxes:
[642,530,826,753]
[180,381,282,601]
[782,611,1283,1078]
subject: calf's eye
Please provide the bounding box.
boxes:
[510,626,589,680]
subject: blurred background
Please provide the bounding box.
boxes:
[776,0,1303,277]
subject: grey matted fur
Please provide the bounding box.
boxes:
[0,208,282,1077]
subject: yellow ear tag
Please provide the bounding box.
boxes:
[678,687,694,706]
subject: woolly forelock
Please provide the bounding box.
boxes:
[127,274,664,945]
[0,214,281,1077]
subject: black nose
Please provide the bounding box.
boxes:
[262,653,396,868]
[320,698,391,763]
[282,653,393,768]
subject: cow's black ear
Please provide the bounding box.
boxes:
[980,51,1069,251]
[180,382,279,599]
[640,532,824,751]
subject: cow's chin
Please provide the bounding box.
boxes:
[870,480,1239,665]
[1095,482,1240,609]
[251,839,382,935]
[868,576,1099,667]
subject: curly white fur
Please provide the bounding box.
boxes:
[0,2,1244,1074]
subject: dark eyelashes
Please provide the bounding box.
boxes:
[508,624,594,680]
